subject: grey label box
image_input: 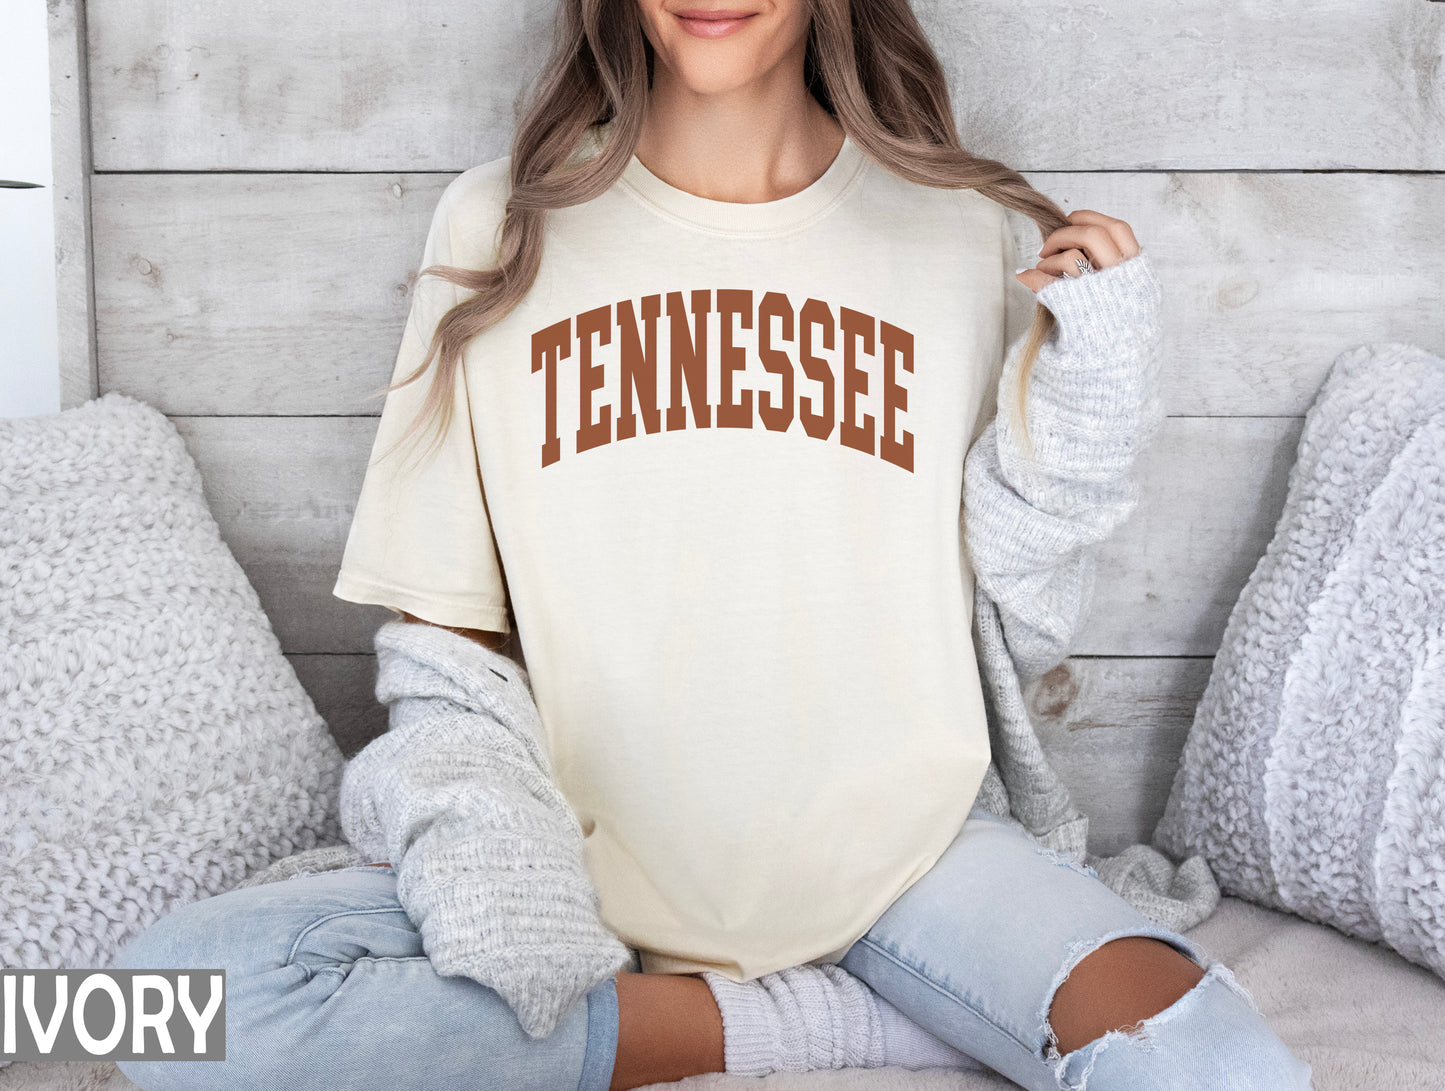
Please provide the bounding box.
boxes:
[2,969,225,1062]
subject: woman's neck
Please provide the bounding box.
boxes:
[631,78,844,205]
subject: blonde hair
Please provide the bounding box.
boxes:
[370,0,1068,469]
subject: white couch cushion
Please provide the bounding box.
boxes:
[0,392,346,982]
[1155,342,1445,983]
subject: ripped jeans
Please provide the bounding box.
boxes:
[112,801,1313,1091]
[836,801,1315,1090]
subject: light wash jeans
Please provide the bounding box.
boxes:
[113,802,1313,1090]
[112,862,618,1091]
[836,802,1315,1090]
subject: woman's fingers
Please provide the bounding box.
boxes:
[1014,241,1114,292]
[1014,266,1061,293]
[1036,247,1102,280]
[1014,209,1145,290]
[1039,223,1124,268]
[1039,209,1140,268]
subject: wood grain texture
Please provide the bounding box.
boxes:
[88,0,1445,171]
[92,173,451,415]
[87,1,553,172]
[168,415,393,654]
[1089,415,1304,657]
[1024,656,1214,854]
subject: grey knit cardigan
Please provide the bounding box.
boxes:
[323,247,1219,1039]
[963,250,1218,925]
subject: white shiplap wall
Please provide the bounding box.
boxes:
[75,0,1445,850]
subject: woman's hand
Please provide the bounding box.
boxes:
[1014,209,1143,294]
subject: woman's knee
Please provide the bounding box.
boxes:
[1042,944,1314,1090]
[113,869,414,1090]
[1045,935,1206,1056]
[116,866,412,971]
[111,903,267,1091]
[112,887,263,981]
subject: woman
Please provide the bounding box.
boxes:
[114,1,1315,1089]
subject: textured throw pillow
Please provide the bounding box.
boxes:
[0,391,346,979]
[1154,341,1445,981]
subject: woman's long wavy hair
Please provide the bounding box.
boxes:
[370,0,1069,471]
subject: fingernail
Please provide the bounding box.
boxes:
[1013,266,1030,275]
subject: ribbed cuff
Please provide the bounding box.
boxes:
[819,963,887,1069]
[1033,248,1161,352]
[701,965,887,1076]
[702,971,783,1077]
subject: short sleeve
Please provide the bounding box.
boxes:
[331,180,511,633]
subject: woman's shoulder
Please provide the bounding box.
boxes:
[431,125,618,264]
[429,153,513,266]
[442,154,513,223]
[443,123,603,221]
[854,155,1006,257]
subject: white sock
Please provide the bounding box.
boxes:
[701,963,886,1076]
[701,962,982,1076]
[871,988,985,1071]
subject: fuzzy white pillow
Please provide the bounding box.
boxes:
[0,391,346,979]
[1153,342,1445,981]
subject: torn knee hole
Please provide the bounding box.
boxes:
[1040,933,1211,1068]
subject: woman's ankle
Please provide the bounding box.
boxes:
[609,971,725,1091]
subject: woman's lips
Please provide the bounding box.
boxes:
[674,10,758,38]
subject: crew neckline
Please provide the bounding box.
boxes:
[587,119,868,237]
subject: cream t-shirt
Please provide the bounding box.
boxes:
[334,119,1036,979]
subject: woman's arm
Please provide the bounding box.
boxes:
[340,618,629,1039]
[398,609,511,653]
[963,211,1164,684]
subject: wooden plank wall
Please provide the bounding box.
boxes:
[79,0,1445,854]
[49,0,97,407]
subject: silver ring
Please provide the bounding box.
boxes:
[1073,256,1095,277]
